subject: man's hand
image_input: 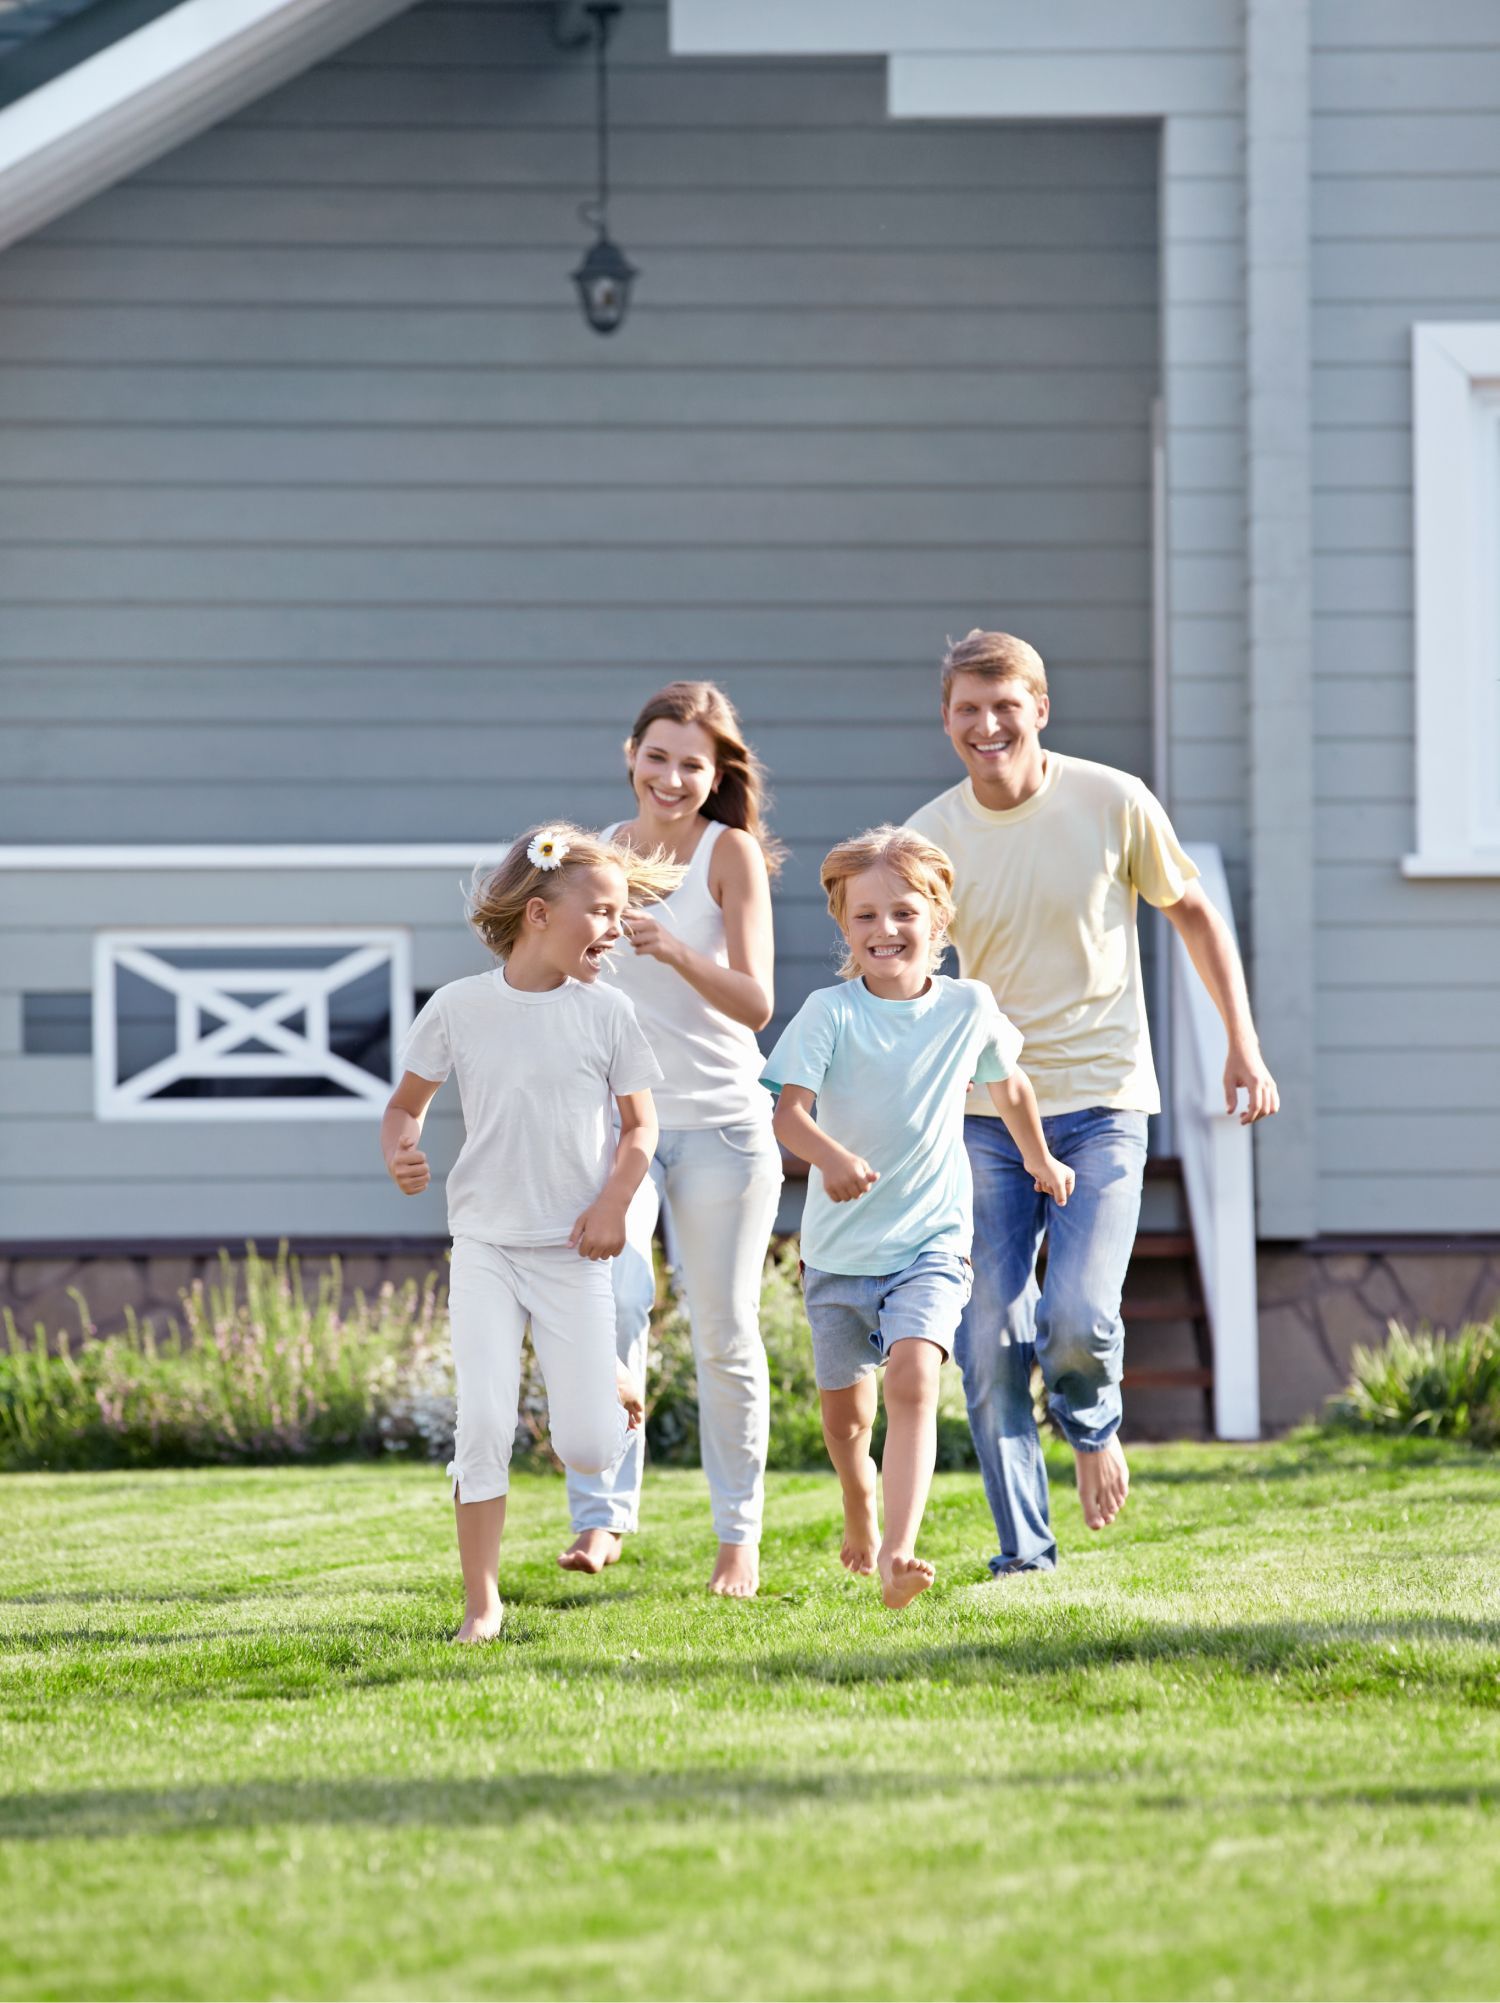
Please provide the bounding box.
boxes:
[570,1197,629,1260]
[1225,1043,1280,1124]
[1025,1152,1075,1205]
[386,1137,430,1195]
[622,906,682,968]
[821,1150,879,1204]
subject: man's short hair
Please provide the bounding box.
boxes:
[940,630,1048,707]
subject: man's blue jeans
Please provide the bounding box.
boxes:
[956,1106,1148,1573]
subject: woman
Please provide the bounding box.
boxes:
[558,681,784,1597]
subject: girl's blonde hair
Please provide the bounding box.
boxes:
[627,680,787,880]
[819,824,956,981]
[466,822,683,961]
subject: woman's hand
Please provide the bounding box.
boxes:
[622,905,683,969]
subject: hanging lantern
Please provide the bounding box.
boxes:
[573,232,637,336]
[571,3,638,334]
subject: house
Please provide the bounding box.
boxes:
[2,0,1498,1436]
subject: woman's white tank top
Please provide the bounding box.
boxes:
[601,819,769,1130]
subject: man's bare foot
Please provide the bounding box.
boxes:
[1076,1436,1130,1529]
[839,1490,880,1576]
[616,1360,645,1431]
[879,1552,935,1610]
[558,1528,623,1574]
[709,1542,758,1598]
[454,1605,504,1644]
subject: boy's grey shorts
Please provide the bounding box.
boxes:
[799,1249,973,1391]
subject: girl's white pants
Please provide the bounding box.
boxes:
[446,1237,628,1504]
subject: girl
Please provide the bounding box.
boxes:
[559,681,784,1600]
[382,823,680,1643]
[762,826,1074,1609]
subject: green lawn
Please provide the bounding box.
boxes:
[2,1439,1497,2001]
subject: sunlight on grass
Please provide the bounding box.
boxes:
[1,1440,1497,2000]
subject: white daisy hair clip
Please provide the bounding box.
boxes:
[526,829,571,872]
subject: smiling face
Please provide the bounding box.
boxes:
[941,670,1049,801]
[628,717,718,826]
[525,861,629,984]
[841,863,944,995]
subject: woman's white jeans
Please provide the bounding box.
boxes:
[566,1120,783,1545]
[446,1237,629,1504]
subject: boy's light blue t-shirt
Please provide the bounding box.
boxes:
[761,975,1024,1277]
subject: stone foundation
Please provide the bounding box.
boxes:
[1256,1244,1500,1433]
[0,1244,451,1346]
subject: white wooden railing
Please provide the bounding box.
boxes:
[1170,845,1261,1439]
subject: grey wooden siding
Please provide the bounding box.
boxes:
[0,0,1158,1243]
[1310,0,1500,1233]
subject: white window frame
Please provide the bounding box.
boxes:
[94,927,412,1121]
[1406,322,1500,877]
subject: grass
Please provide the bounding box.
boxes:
[1,1437,1497,2002]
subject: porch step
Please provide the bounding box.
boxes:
[1123,1157,1214,1438]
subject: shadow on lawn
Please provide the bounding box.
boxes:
[3,1770,1497,1844]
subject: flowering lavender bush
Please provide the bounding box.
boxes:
[0,1245,455,1471]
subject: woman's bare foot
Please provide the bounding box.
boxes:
[616,1360,645,1431]
[454,1605,504,1644]
[840,1490,880,1576]
[709,1541,759,1598]
[879,1552,935,1610]
[1075,1437,1130,1529]
[558,1529,623,1574]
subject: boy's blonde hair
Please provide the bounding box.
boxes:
[466,822,683,961]
[940,629,1048,706]
[819,824,956,980]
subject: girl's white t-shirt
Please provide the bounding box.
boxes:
[400,970,662,1246]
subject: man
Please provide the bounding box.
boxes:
[907,630,1278,1573]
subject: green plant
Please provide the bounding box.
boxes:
[1326,1314,1500,1448]
[0,1245,449,1472]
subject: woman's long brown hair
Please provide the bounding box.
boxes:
[626,680,786,879]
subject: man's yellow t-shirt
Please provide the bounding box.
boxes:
[906,753,1198,1118]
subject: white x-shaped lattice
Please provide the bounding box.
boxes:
[95,931,411,1121]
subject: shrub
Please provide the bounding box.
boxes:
[0,1239,980,1474]
[0,1246,450,1471]
[1325,1315,1500,1449]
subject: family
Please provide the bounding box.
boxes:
[380,631,1280,1640]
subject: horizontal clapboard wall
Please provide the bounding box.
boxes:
[0,0,1159,1241]
[1310,0,1500,1233]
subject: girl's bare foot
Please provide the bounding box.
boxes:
[879,1552,935,1610]
[709,1541,758,1598]
[1076,1436,1130,1529]
[616,1360,645,1430]
[558,1528,623,1574]
[454,1605,504,1644]
[840,1492,880,1576]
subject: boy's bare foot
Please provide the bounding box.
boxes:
[709,1541,758,1598]
[840,1492,880,1576]
[454,1605,504,1644]
[879,1552,935,1610]
[558,1529,623,1574]
[616,1360,645,1430]
[1076,1437,1130,1529]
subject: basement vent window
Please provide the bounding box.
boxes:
[93,931,413,1121]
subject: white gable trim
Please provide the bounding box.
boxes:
[0,0,417,253]
[1406,322,1500,879]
